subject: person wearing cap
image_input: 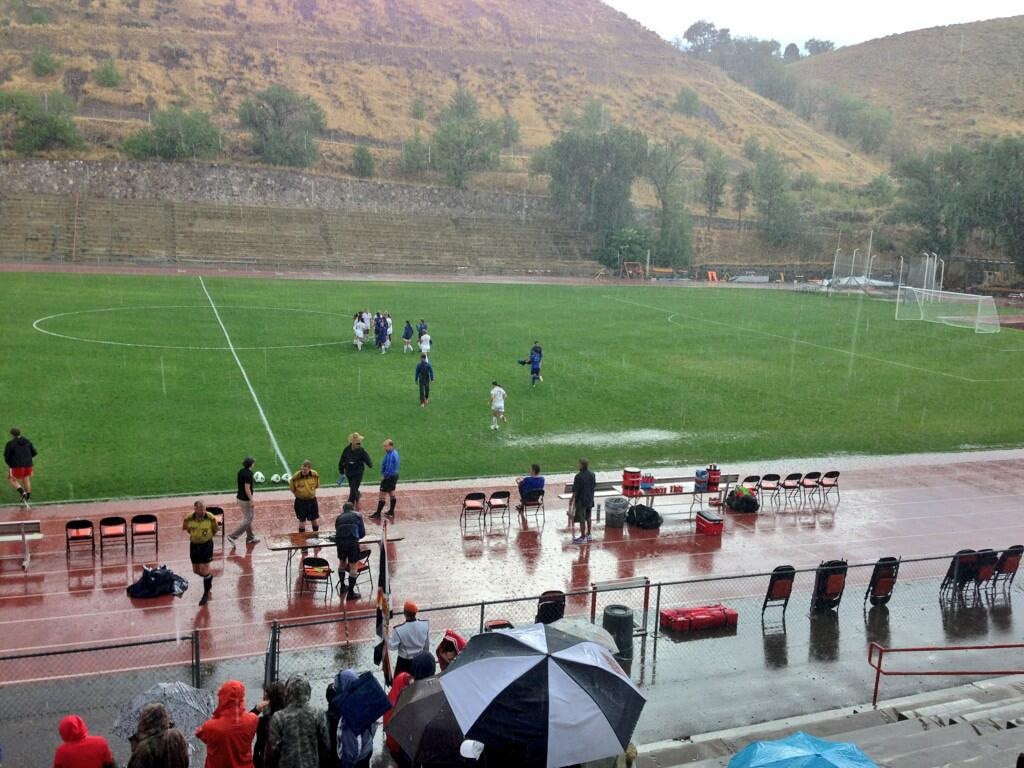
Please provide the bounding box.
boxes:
[289,460,321,534]
[388,600,430,677]
[227,456,260,548]
[339,433,373,509]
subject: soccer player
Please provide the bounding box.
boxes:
[227,457,260,548]
[419,331,432,360]
[402,320,415,353]
[529,340,543,386]
[414,353,435,407]
[289,460,321,534]
[489,380,507,431]
[183,500,218,606]
[4,427,37,503]
[353,313,365,351]
[374,438,400,519]
[385,312,393,351]
[416,319,428,339]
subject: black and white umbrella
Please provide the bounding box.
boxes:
[439,623,645,768]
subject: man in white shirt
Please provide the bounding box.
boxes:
[419,332,432,360]
[388,600,430,676]
[489,380,507,431]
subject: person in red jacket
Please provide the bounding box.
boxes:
[196,680,259,768]
[53,715,115,768]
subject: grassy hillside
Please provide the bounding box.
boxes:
[0,0,881,183]
[791,15,1024,148]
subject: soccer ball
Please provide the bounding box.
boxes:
[271,473,281,483]
[253,471,266,483]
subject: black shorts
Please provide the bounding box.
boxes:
[294,498,320,522]
[336,538,363,564]
[189,540,214,565]
[380,475,398,493]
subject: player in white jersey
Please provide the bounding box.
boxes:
[419,332,432,360]
[489,380,507,431]
[353,313,365,350]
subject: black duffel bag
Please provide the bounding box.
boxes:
[127,565,188,599]
[725,489,760,514]
[627,504,663,529]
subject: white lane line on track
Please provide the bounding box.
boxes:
[608,295,1007,383]
[199,276,291,475]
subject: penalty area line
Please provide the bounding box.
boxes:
[198,276,291,475]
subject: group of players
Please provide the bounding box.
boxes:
[352,310,431,357]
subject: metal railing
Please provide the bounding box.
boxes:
[868,641,1024,706]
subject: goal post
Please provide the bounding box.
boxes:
[896,286,1001,334]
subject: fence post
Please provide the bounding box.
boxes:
[653,583,662,639]
[191,629,201,689]
[478,603,485,634]
[265,621,280,688]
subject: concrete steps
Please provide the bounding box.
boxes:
[639,676,1024,768]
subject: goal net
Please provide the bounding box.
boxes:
[895,286,1001,333]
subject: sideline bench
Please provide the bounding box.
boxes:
[559,474,740,518]
[0,520,43,570]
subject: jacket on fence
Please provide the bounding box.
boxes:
[4,435,36,468]
[338,445,372,480]
[267,677,330,768]
[126,703,189,768]
[53,714,115,768]
[196,680,259,768]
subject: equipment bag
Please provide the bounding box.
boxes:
[126,565,188,599]
[628,504,663,529]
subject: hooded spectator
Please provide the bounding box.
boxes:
[435,629,468,671]
[196,680,259,768]
[383,651,436,765]
[267,676,330,768]
[53,715,115,768]
[126,703,189,768]
[252,681,286,768]
[329,670,377,768]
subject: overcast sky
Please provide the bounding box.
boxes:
[602,1,1021,49]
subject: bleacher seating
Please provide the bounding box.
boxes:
[0,193,600,278]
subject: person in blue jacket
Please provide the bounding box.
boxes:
[374,439,400,520]
[414,353,435,407]
[402,320,414,353]
[327,669,377,768]
[528,341,543,386]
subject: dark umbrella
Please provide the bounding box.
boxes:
[386,677,465,764]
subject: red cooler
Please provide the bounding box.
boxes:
[622,468,641,497]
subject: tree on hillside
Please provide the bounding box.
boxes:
[352,143,375,178]
[805,39,835,55]
[122,107,222,160]
[701,150,728,225]
[430,87,502,189]
[732,168,753,229]
[753,147,805,247]
[783,43,801,62]
[679,20,730,57]
[500,114,520,148]
[0,90,81,153]
[893,146,976,257]
[400,129,430,173]
[673,86,701,117]
[645,137,693,266]
[971,137,1024,266]
[238,85,325,167]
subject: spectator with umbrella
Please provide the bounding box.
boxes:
[327,669,379,768]
[195,680,258,768]
[125,703,189,768]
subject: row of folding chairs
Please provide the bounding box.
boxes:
[940,546,1022,600]
[741,471,840,507]
[762,556,901,617]
[65,507,229,559]
[460,490,546,526]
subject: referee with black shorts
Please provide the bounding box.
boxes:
[289,460,321,533]
[334,502,367,600]
[183,500,218,606]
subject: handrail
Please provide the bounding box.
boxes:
[867,641,1024,706]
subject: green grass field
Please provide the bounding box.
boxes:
[2,271,1023,502]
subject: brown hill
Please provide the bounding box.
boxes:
[790,15,1024,149]
[0,0,881,183]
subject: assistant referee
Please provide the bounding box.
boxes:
[183,500,218,606]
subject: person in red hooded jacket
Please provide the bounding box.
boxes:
[434,629,467,672]
[196,680,259,768]
[53,715,115,768]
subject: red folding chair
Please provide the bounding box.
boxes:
[300,556,334,603]
[460,492,487,526]
[819,471,841,503]
[864,556,900,607]
[99,516,128,558]
[800,472,822,506]
[973,548,998,597]
[741,475,760,491]
[520,489,545,521]
[991,545,1023,595]
[66,519,95,559]
[130,514,159,555]
[940,549,978,597]
[781,473,802,506]
[759,474,781,507]
[811,559,847,612]
[762,565,796,616]
[486,491,512,524]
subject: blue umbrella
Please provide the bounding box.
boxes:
[728,732,877,768]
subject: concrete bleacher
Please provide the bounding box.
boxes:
[639,676,1024,768]
[0,193,599,278]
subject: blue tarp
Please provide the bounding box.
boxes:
[728,731,878,768]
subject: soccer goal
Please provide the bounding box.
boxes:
[895,286,1001,333]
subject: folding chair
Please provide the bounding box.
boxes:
[535,590,566,624]
[484,619,514,632]
[520,489,545,521]
[762,564,796,616]
[740,475,760,491]
[299,556,333,603]
[130,514,158,555]
[460,492,487,526]
[66,519,95,559]
[991,544,1023,595]
[206,506,226,549]
[780,473,802,506]
[486,491,512,525]
[819,471,841,503]
[800,472,822,506]
[99,516,128,558]
[759,474,781,507]
[811,559,848,612]
[940,549,977,597]
[864,556,900,607]
[973,548,999,598]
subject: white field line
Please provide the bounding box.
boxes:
[198,277,291,475]
[609,295,1013,384]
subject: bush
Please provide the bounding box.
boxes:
[122,107,222,160]
[409,98,426,120]
[0,90,82,152]
[27,6,52,24]
[31,48,60,77]
[598,226,652,268]
[351,143,375,178]
[93,60,123,88]
[862,174,895,206]
[400,129,430,173]
[674,86,701,117]
[238,84,325,167]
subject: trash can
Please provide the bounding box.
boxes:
[602,604,634,672]
[604,497,628,528]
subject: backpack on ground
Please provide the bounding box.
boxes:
[127,565,188,599]
[627,504,663,529]
[726,488,760,514]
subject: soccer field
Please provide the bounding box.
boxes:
[2,270,1022,502]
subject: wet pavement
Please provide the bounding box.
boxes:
[1,450,1023,764]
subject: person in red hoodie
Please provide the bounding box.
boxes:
[53,715,115,768]
[196,680,259,768]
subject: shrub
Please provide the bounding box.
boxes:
[27,6,53,25]
[93,60,123,88]
[400,129,430,173]
[0,89,82,152]
[31,49,60,77]
[238,84,325,167]
[351,143,375,178]
[674,86,701,117]
[122,107,222,160]
[410,98,426,120]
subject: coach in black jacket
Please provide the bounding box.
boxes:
[4,427,37,502]
[339,432,373,509]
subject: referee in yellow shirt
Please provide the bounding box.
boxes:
[289,460,321,534]
[183,500,218,605]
